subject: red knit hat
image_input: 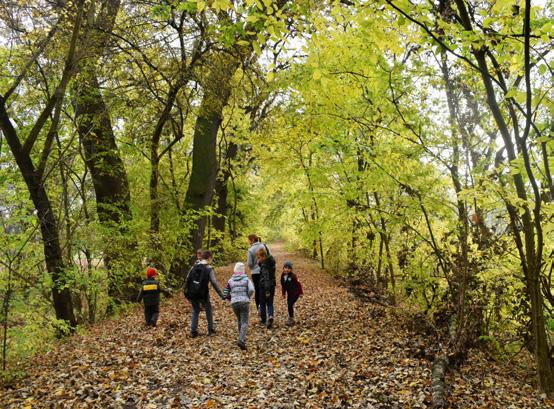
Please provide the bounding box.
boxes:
[146,267,157,278]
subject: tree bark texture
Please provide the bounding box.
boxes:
[431,355,448,408]
[212,141,238,245]
[75,75,131,229]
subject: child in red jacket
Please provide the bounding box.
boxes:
[280,261,303,326]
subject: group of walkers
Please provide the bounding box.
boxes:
[137,234,303,350]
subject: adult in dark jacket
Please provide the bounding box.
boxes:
[137,267,171,327]
[257,247,276,328]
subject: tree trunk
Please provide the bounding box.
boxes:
[171,55,239,277]
[186,96,228,248]
[74,0,138,301]
[2,261,13,370]
[440,52,479,356]
[431,355,448,408]
[212,141,238,247]
[0,96,77,328]
[373,192,396,303]
[74,0,128,230]
[212,176,229,238]
[149,84,182,269]
[74,72,135,299]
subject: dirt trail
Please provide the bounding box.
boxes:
[2,243,550,408]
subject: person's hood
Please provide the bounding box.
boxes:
[231,273,247,281]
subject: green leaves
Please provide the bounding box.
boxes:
[505,89,527,104]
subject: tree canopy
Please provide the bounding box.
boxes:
[0,0,553,399]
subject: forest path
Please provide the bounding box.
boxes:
[2,243,549,408]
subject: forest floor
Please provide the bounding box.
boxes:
[2,243,552,408]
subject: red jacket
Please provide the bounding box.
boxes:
[280,272,303,298]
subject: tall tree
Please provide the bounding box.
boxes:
[0,2,86,328]
[172,0,308,275]
[73,0,138,300]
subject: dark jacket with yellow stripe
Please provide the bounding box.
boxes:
[137,278,168,306]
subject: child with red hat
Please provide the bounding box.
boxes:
[137,267,172,327]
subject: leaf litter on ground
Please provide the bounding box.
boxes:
[2,243,552,408]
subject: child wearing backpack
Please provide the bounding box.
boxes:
[137,267,172,328]
[280,261,303,326]
[184,250,225,337]
[223,262,255,350]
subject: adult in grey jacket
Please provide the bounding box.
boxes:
[247,234,269,310]
[184,250,225,337]
[223,262,255,350]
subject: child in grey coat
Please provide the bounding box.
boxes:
[223,262,255,350]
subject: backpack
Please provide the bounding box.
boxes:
[184,264,210,300]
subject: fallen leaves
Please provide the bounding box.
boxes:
[1,243,552,408]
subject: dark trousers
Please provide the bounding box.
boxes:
[190,298,214,334]
[259,288,275,324]
[144,304,160,327]
[252,274,261,309]
[287,294,300,318]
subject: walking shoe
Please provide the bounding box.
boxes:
[237,340,247,350]
[190,331,198,338]
[208,329,216,336]
[267,317,274,329]
[286,317,295,326]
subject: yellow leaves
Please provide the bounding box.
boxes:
[211,0,231,12]
[246,14,259,23]
[196,0,206,12]
[505,88,527,105]
[266,24,276,38]
[268,356,281,367]
[205,399,218,408]
[312,69,322,81]
[491,0,510,14]
[368,53,378,66]
[296,335,311,345]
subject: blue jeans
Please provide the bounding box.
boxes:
[259,289,274,324]
[190,298,214,334]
